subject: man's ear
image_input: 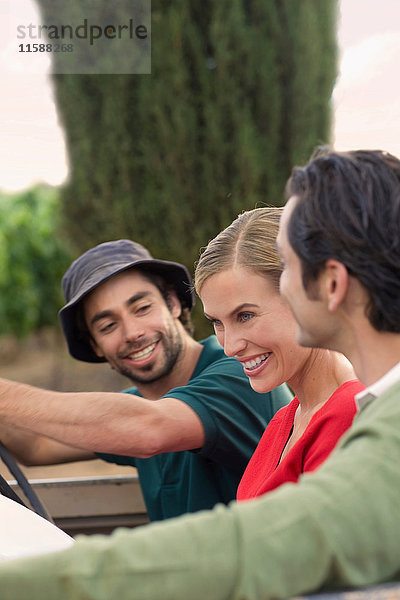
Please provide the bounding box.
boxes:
[89,337,105,359]
[323,259,349,312]
[166,289,182,318]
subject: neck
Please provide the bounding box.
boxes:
[288,349,356,410]
[344,328,400,387]
[327,277,400,387]
[134,336,203,400]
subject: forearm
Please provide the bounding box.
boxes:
[0,378,152,456]
[0,423,93,465]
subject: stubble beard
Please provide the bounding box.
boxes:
[114,322,184,385]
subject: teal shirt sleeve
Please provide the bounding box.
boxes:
[165,354,291,474]
[1,383,400,599]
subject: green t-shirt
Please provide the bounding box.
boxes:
[97,335,291,521]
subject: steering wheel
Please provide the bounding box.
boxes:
[0,441,54,523]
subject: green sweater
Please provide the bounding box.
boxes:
[1,382,400,599]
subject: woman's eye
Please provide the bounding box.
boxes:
[238,312,253,323]
[211,319,222,328]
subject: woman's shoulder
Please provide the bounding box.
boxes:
[329,380,366,406]
[273,396,299,420]
[314,380,364,424]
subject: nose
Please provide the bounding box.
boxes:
[221,327,247,358]
[121,316,145,343]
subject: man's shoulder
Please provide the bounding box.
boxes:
[122,385,140,396]
[197,334,225,357]
[194,335,248,377]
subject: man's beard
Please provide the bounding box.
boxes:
[114,322,183,385]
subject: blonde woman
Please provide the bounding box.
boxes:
[195,207,364,499]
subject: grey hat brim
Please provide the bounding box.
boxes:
[59,258,194,363]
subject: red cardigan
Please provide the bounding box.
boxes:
[237,380,365,501]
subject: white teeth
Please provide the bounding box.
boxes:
[243,353,270,370]
[128,343,156,361]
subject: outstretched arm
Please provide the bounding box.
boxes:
[0,378,205,459]
[0,423,94,465]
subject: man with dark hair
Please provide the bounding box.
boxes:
[0,239,290,522]
[1,149,400,599]
[284,148,400,336]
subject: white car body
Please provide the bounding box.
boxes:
[0,495,74,562]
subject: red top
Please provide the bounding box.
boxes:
[237,380,365,501]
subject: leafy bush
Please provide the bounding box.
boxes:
[0,186,73,338]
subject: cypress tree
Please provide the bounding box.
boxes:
[36,0,338,305]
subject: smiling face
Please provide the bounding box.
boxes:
[83,269,184,385]
[199,265,313,394]
[277,196,336,351]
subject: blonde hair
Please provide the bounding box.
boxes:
[194,207,283,294]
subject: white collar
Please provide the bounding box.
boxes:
[355,360,400,411]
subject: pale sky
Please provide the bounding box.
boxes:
[333,0,400,155]
[1,0,400,192]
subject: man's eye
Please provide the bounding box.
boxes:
[136,304,152,314]
[99,322,115,334]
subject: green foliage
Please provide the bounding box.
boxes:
[36,0,338,336]
[0,187,73,338]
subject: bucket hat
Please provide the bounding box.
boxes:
[59,239,194,363]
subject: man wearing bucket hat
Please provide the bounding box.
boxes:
[0,239,291,521]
